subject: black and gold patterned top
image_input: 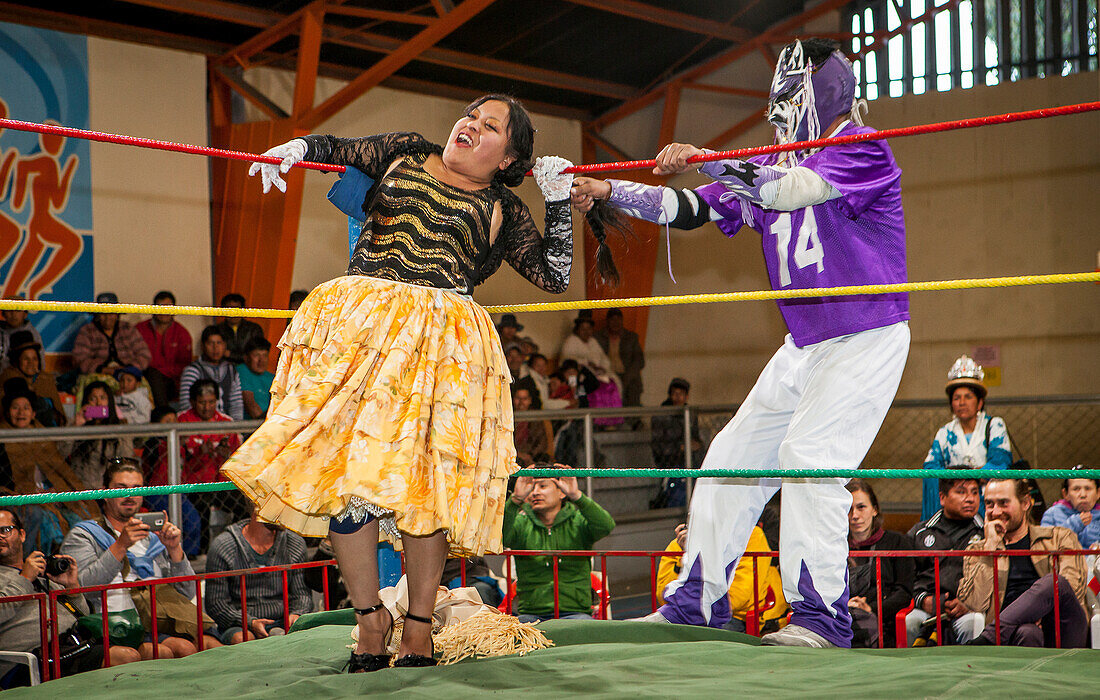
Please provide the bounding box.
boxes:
[302,132,572,293]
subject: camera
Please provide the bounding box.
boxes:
[45,555,70,576]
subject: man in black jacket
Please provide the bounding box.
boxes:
[905,477,984,645]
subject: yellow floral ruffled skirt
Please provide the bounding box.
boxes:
[220,275,518,556]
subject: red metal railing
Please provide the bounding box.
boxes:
[5,546,1092,683]
[494,547,1094,649]
[17,559,339,680]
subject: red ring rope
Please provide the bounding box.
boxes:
[1,100,1096,177]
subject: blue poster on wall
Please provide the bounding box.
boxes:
[0,22,92,353]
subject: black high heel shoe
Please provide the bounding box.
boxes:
[392,612,438,668]
[344,603,393,673]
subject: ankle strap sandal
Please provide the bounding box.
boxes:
[344,603,393,673]
[393,612,438,668]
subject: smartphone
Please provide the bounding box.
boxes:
[134,511,166,531]
[83,405,109,419]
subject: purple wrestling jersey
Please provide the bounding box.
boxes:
[696,122,908,346]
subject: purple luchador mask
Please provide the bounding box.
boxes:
[767,40,857,163]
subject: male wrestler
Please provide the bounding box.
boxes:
[570,38,909,647]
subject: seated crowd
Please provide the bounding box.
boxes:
[0,304,1095,687]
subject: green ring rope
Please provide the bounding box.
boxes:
[2,468,1097,506]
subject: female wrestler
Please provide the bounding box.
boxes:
[224,95,590,671]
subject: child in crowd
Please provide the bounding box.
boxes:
[1041,477,1100,548]
[113,366,152,424]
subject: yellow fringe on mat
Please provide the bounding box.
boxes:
[433,608,553,665]
[350,608,553,666]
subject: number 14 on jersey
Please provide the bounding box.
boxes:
[771,208,824,287]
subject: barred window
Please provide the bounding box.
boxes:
[845,0,1098,99]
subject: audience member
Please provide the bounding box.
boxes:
[547,368,576,406]
[905,477,985,645]
[140,407,177,487]
[441,557,502,607]
[288,289,309,312]
[135,291,193,408]
[958,478,1088,647]
[560,316,619,392]
[594,308,644,407]
[237,337,274,420]
[0,306,43,373]
[139,407,201,559]
[72,292,151,375]
[505,346,526,383]
[0,380,96,555]
[518,336,539,360]
[503,468,615,622]
[0,508,140,683]
[1040,478,1100,548]
[845,480,913,648]
[560,316,622,425]
[61,459,222,659]
[213,293,266,365]
[496,314,523,353]
[0,332,65,426]
[178,380,241,483]
[178,379,244,549]
[204,506,313,644]
[657,521,786,633]
[920,354,1012,520]
[178,326,243,420]
[513,386,552,464]
[68,380,134,490]
[650,378,702,508]
[113,366,152,425]
[523,354,573,410]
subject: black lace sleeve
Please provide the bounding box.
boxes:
[300,132,433,179]
[479,190,572,293]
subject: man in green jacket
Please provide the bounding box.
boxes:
[504,472,615,621]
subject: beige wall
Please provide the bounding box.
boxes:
[609,69,1100,405]
[86,37,212,344]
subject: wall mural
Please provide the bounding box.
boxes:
[0,21,92,352]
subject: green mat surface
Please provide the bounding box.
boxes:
[10,619,1096,698]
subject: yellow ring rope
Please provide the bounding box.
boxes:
[1,271,1096,318]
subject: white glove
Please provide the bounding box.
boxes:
[248,138,308,194]
[532,156,574,201]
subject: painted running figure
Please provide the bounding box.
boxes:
[224,95,596,671]
[570,38,910,648]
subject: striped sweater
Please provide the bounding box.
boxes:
[203,521,313,630]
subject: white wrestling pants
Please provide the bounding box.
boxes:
[660,321,910,647]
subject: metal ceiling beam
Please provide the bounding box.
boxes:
[684,83,769,99]
[703,110,764,150]
[590,0,854,129]
[430,0,455,16]
[581,130,635,163]
[118,0,634,99]
[331,30,636,100]
[211,65,289,119]
[561,0,753,42]
[324,6,435,25]
[302,0,500,129]
[220,4,306,66]
[292,2,324,119]
[0,2,587,125]
[119,0,275,27]
[0,2,228,56]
